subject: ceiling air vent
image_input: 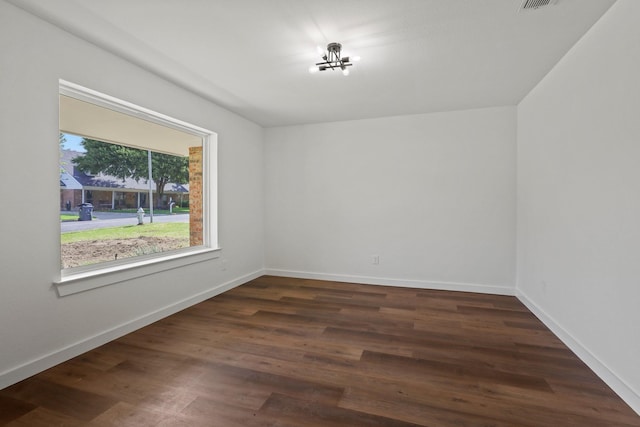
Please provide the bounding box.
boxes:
[519,0,556,11]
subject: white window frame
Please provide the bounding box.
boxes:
[55,80,219,296]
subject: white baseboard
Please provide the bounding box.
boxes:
[264,268,515,296]
[516,289,640,416]
[0,269,264,390]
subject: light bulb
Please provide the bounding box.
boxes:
[342,68,350,76]
[351,55,361,62]
[309,65,320,73]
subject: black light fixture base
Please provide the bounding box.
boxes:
[327,42,342,56]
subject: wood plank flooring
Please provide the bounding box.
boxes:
[1,275,638,426]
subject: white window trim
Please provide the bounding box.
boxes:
[56,80,219,296]
[54,248,220,296]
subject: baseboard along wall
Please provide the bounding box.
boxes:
[264,268,515,296]
[0,269,264,390]
[516,289,640,415]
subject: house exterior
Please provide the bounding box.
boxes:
[59,149,189,211]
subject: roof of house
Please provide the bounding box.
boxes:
[60,149,189,193]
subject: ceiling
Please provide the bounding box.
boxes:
[60,95,200,157]
[9,0,616,127]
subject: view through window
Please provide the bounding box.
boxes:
[59,81,211,274]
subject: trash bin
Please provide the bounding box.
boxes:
[78,203,93,221]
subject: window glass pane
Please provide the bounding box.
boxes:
[60,136,203,269]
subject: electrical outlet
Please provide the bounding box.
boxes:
[371,255,380,265]
[221,258,228,271]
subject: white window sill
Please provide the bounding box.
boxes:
[54,247,220,297]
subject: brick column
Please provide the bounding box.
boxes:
[189,146,203,246]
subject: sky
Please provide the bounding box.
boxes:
[61,133,86,152]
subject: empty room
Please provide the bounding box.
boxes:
[1,0,639,425]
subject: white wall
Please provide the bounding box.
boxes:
[517,0,640,412]
[265,107,516,294]
[0,2,264,387]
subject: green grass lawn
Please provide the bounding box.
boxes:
[60,213,79,221]
[61,222,189,244]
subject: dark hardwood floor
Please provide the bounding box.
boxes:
[1,275,638,426]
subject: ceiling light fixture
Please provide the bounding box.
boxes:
[309,42,360,76]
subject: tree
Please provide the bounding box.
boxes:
[149,151,190,207]
[72,138,189,208]
[59,133,67,173]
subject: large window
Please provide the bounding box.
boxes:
[57,80,218,295]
